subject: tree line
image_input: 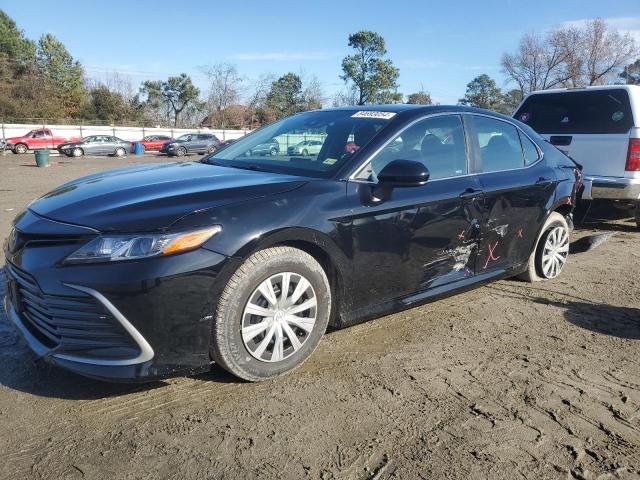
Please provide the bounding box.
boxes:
[0,10,638,129]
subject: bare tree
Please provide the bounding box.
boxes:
[502,18,637,95]
[301,73,325,110]
[246,73,275,128]
[200,63,243,129]
[580,18,637,85]
[332,85,359,107]
[501,30,576,95]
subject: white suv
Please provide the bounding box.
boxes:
[515,85,640,228]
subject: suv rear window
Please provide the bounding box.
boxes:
[515,89,633,134]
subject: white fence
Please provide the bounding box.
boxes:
[0,123,249,142]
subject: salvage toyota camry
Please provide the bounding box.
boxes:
[3,105,581,382]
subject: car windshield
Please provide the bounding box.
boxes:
[203,110,393,178]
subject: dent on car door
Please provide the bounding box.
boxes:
[346,114,484,311]
[465,115,557,273]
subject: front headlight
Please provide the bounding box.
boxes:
[64,226,222,264]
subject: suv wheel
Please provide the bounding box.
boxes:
[14,144,27,154]
[212,246,331,381]
[175,146,187,157]
[519,212,570,282]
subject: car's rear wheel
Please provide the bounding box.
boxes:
[175,146,187,157]
[114,147,126,157]
[72,147,83,157]
[519,212,570,282]
[212,246,331,381]
[14,144,27,154]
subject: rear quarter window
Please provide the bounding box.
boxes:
[515,89,633,134]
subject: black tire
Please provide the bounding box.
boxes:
[634,203,640,230]
[519,212,570,282]
[14,143,28,154]
[207,145,216,154]
[270,147,278,156]
[175,146,187,157]
[302,149,308,156]
[212,246,331,382]
[72,147,84,158]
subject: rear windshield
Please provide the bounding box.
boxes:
[515,89,633,134]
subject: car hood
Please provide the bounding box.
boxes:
[29,161,308,232]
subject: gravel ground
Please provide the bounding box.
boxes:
[1,152,639,480]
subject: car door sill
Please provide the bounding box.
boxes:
[402,269,508,306]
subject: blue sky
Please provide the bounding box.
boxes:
[3,0,639,104]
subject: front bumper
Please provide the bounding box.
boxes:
[582,175,640,201]
[3,246,237,382]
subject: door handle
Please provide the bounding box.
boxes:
[459,187,483,199]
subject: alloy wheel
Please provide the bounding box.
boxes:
[541,226,569,279]
[241,272,317,363]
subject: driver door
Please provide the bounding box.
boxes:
[345,114,484,310]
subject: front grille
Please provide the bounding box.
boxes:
[5,263,139,357]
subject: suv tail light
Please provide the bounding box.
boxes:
[626,138,640,171]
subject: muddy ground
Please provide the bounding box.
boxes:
[1,153,639,480]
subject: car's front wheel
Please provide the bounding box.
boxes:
[72,147,83,157]
[13,143,28,154]
[519,212,570,282]
[175,146,187,157]
[212,246,331,381]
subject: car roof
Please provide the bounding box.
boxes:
[311,104,517,123]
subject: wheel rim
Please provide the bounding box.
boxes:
[16,145,26,154]
[541,226,569,279]
[116,148,124,156]
[270,148,277,156]
[241,272,317,363]
[73,148,82,157]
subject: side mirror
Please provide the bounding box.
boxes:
[377,159,430,187]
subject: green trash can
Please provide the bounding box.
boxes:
[35,149,50,168]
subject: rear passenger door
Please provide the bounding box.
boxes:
[465,115,557,274]
[192,135,209,152]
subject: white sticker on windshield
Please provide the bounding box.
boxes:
[351,111,397,120]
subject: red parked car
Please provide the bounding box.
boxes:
[139,135,174,151]
[5,129,80,154]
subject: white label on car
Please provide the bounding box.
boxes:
[351,111,397,120]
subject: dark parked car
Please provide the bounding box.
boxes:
[4,105,580,383]
[246,138,279,156]
[58,136,132,157]
[160,133,220,157]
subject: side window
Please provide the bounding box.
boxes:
[467,116,524,173]
[364,115,468,181]
[519,131,540,165]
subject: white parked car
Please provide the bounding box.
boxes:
[515,85,640,228]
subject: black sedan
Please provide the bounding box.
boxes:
[4,105,580,382]
[58,135,132,157]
